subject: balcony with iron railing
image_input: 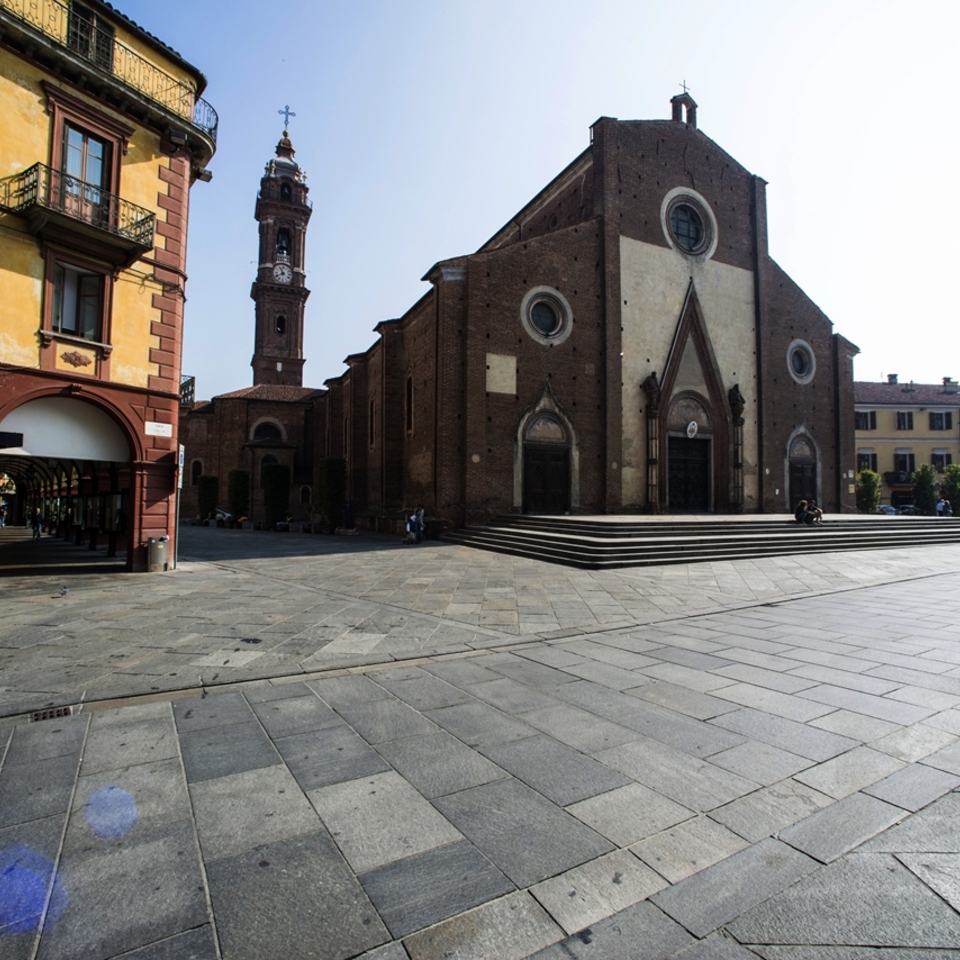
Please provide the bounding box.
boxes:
[0,162,155,266]
[0,0,217,148]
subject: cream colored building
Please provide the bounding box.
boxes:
[855,375,960,507]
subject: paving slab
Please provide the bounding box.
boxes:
[598,737,759,811]
[205,829,389,960]
[0,752,81,828]
[862,763,960,811]
[190,763,321,861]
[334,697,439,744]
[178,719,280,784]
[358,839,513,938]
[480,734,631,806]
[779,792,904,863]
[916,738,960,775]
[726,852,960,947]
[793,746,906,800]
[870,723,958,763]
[309,770,463,873]
[1,714,87,766]
[172,691,255,732]
[112,926,219,960]
[374,731,505,799]
[529,848,667,934]
[897,852,960,912]
[566,782,694,847]
[248,693,342,738]
[424,701,538,748]
[520,703,640,753]
[274,724,390,791]
[651,837,819,938]
[36,820,208,960]
[78,715,179,775]
[307,674,394,708]
[524,899,695,960]
[673,937,764,960]
[63,757,190,855]
[708,740,813,786]
[402,891,561,960]
[627,681,741,720]
[630,814,750,884]
[433,778,614,887]
[710,708,857,762]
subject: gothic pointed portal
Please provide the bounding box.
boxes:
[657,281,732,512]
[515,381,579,514]
[250,131,313,386]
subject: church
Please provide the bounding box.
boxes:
[181,93,859,530]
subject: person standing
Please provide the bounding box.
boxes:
[415,506,425,544]
[31,506,42,539]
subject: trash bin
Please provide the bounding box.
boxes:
[147,536,168,572]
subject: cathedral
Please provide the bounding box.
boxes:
[180,94,858,529]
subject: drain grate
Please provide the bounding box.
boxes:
[31,705,74,723]
[240,638,262,644]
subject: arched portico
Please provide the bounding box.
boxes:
[0,393,145,569]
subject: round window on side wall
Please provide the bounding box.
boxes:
[787,339,816,384]
[520,287,573,346]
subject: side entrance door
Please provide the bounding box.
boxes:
[789,460,817,506]
[668,436,711,512]
[523,445,569,514]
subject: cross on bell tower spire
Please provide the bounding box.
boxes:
[278,104,296,129]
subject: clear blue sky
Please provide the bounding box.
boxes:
[120,0,960,398]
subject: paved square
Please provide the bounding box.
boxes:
[4,529,960,958]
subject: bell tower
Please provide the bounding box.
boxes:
[250,129,312,386]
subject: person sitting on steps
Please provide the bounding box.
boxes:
[794,500,814,526]
[807,499,824,524]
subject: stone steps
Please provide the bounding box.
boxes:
[442,515,960,569]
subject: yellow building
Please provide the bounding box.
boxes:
[855,375,960,508]
[0,0,216,569]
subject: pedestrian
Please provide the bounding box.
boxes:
[937,498,945,517]
[30,506,42,539]
[945,500,953,518]
[0,504,6,528]
[415,506,425,544]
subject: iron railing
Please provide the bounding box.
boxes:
[0,0,217,142]
[0,162,156,248]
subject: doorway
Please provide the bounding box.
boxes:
[668,436,711,511]
[523,446,569,514]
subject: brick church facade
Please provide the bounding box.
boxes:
[182,94,858,529]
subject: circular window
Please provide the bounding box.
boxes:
[670,204,705,252]
[531,301,560,336]
[787,340,816,384]
[520,287,573,346]
[660,187,718,260]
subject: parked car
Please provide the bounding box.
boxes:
[188,509,233,526]
[896,505,921,515]
[877,505,896,515]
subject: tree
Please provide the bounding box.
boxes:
[941,463,960,511]
[260,463,291,527]
[227,469,251,522]
[855,469,881,514]
[911,463,938,515]
[197,475,219,522]
[314,458,346,533]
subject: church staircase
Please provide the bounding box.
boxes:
[442,515,960,569]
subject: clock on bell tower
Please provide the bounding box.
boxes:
[250,128,312,386]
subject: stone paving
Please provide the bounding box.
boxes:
[2,526,960,957]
